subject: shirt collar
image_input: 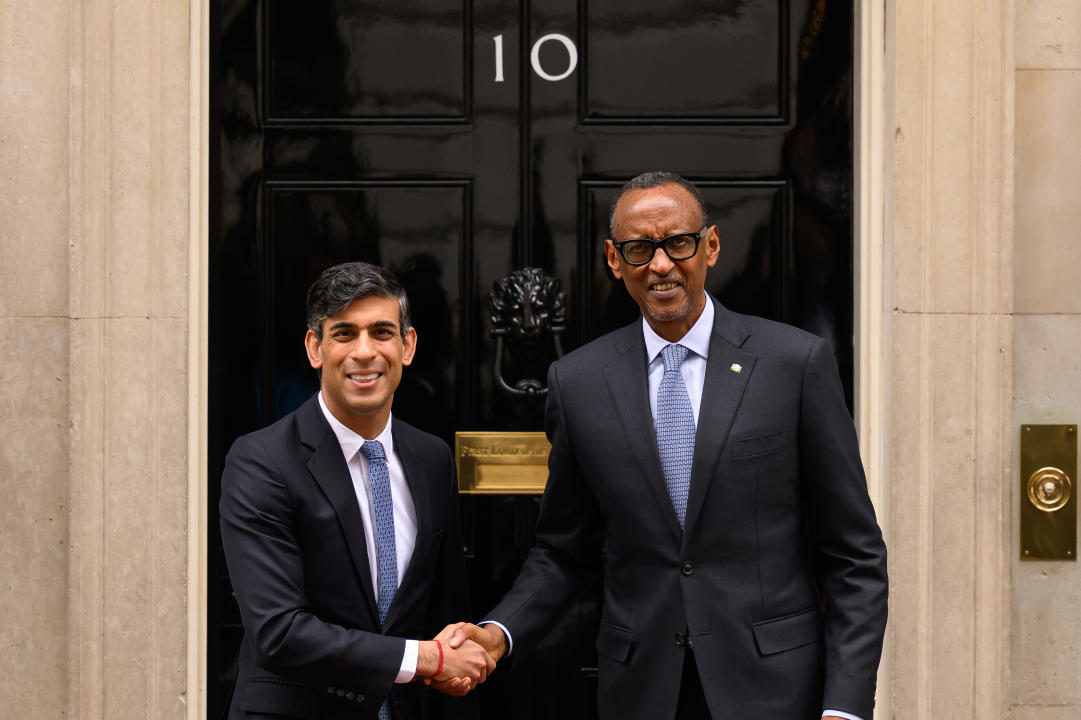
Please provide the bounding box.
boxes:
[642,292,714,364]
[317,392,395,462]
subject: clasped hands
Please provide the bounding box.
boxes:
[419,622,507,696]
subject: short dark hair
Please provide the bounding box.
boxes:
[608,171,708,236]
[306,262,412,340]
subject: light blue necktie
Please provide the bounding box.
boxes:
[360,440,396,720]
[656,344,694,527]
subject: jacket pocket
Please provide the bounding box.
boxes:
[731,428,788,459]
[241,678,322,718]
[751,607,823,656]
[595,623,633,663]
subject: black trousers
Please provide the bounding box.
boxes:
[675,650,713,720]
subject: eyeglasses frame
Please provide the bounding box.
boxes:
[610,226,710,267]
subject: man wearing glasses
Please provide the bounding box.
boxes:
[441,172,887,720]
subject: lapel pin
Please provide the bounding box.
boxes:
[729,363,743,373]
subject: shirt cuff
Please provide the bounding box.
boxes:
[478,620,514,656]
[823,711,863,720]
[395,639,418,683]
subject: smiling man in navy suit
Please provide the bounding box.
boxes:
[220,262,492,720]
[443,173,888,720]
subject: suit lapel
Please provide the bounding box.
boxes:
[298,398,379,625]
[683,299,755,540]
[384,420,432,628]
[603,325,683,544]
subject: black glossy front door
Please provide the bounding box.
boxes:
[211,1,853,717]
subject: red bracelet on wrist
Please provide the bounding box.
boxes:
[433,639,444,677]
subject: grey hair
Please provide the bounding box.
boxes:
[306,262,411,340]
[608,171,708,236]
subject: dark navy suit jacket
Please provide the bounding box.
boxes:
[488,296,888,720]
[220,395,472,720]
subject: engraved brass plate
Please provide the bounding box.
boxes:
[455,432,551,494]
[1020,425,1076,560]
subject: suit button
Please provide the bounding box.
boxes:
[681,561,694,575]
[346,692,354,700]
[327,686,335,694]
[356,694,365,703]
[674,632,685,646]
[336,689,345,697]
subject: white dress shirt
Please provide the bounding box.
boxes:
[318,393,420,683]
[485,297,862,720]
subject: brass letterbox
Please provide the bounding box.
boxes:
[455,432,550,494]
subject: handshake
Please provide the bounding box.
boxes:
[417,622,507,696]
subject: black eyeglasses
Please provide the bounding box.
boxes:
[611,227,708,266]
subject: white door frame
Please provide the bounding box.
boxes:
[187,0,210,717]
[854,2,890,718]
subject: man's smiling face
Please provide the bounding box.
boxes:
[605,183,720,342]
[304,294,416,438]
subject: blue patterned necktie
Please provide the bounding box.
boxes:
[656,344,695,527]
[360,440,396,720]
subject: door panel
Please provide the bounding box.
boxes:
[264,182,469,431]
[581,181,788,339]
[582,0,784,122]
[265,1,471,122]
[211,1,853,717]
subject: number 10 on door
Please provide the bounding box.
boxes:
[493,33,579,83]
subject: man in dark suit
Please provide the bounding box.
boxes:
[443,173,888,719]
[220,262,493,720]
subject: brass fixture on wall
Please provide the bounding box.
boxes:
[1020,425,1076,560]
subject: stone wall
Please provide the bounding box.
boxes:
[886,0,1014,715]
[1011,2,1081,718]
[0,0,193,717]
[0,4,71,714]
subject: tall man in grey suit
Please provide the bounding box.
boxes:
[220,262,493,720]
[442,173,888,719]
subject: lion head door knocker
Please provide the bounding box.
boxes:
[489,268,566,404]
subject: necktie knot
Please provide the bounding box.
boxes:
[360,440,385,462]
[662,343,689,373]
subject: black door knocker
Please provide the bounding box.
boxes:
[489,267,566,400]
